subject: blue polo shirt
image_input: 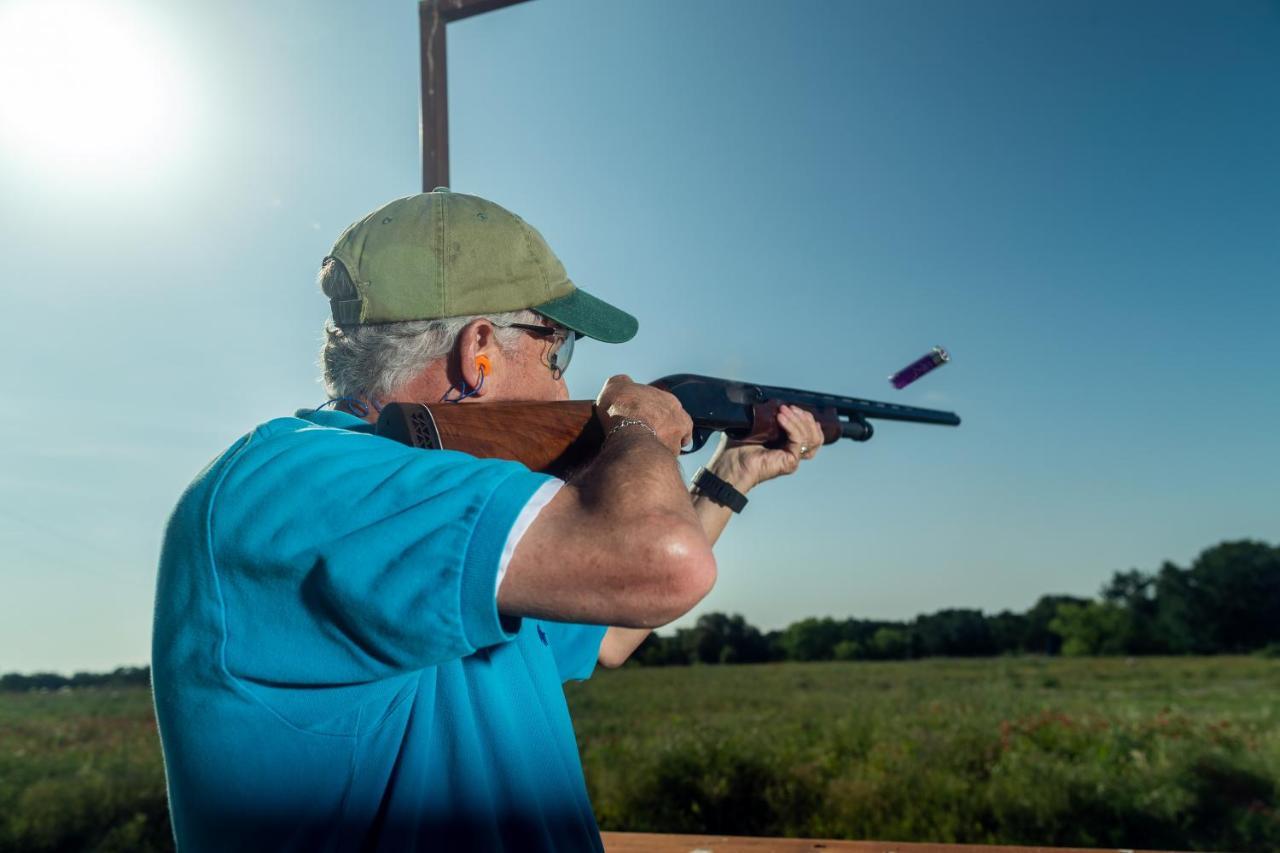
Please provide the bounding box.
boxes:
[152,408,607,852]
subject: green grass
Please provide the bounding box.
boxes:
[3,657,1278,851]
[567,657,1280,850]
[0,689,170,853]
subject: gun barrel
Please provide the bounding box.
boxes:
[842,397,959,426]
[751,382,960,427]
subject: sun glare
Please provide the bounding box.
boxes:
[0,0,191,181]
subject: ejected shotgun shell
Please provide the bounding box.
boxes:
[889,346,950,389]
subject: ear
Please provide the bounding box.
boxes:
[456,318,497,398]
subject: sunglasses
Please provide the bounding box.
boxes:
[496,322,576,378]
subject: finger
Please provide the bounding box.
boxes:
[780,406,823,459]
[790,407,823,457]
[778,406,803,440]
[779,406,813,442]
[596,374,633,405]
[799,409,824,457]
[776,407,808,460]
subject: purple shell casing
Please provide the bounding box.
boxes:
[890,346,949,389]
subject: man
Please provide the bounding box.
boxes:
[153,189,825,851]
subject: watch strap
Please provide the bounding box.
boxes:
[692,467,748,513]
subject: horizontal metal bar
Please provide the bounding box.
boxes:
[427,0,534,23]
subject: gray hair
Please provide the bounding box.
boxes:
[318,258,538,401]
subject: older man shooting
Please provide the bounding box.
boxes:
[152,189,830,852]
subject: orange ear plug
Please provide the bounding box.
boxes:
[475,354,492,376]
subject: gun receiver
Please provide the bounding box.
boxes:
[375,374,960,476]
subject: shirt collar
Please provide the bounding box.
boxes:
[294,407,376,433]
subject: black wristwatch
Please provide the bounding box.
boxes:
[692,467,748,513]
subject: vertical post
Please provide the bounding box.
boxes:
[418,0,534,192]
[419,2,449,191]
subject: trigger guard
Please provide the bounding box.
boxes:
[682,428,714,455]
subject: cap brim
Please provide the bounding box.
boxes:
[533,286,637,344]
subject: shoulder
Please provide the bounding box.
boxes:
[238,414,537,486]
[208,412,555,541]
[223,413,432,490]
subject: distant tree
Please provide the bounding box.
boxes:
[867,627,910,660]
[778,617,843,661]
[911,609,998,657]
[1153,559,1209,653]
[681,613,770,664]
[0,666,152,691]
[632,632,688,666]
[1150,542,1280,655]
[682,615,725,664]
[763,630,787,662]
[627,543,1280,665]
[1185,541,1280,652]
[835,618,897,649]
[1050,601,1129,656]
[832,640,864,661]
[987,610,1029,654]
[70,671,97,688]
[1100,569,1167,654]
[110,666,152,688]
[1024,595,1091,655]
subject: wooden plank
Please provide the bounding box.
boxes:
[600,832,1168,853]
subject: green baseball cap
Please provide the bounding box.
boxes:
[323,189,638,343]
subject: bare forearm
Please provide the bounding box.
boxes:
[689,478,743,546]
[598,460,746,666]
[597,406,826,668]
[500,427,715,628]
[572,426,695,527]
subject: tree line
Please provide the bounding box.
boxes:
[0,665,150,692]
[631,539,1280,666]
[2,540,1275,689]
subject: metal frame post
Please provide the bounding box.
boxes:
[419,0,533,191]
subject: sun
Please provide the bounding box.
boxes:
[0,0,191,181]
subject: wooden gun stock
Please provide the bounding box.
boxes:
[376,401,602,476]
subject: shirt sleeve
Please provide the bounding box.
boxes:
[541,621,608,682]
[494,477,604,682]
[495,478,563,600]
[207,420,555,687]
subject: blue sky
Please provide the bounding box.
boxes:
[1,0,1276,672]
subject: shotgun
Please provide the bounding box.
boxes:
[375,373,961,476]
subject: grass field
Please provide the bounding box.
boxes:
[570,656,1280,850]
[2,656,1278,852]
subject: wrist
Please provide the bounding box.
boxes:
[691,467,749,513]
[706,454,755,494]
[604,415,683,456]
[606,417,658,441]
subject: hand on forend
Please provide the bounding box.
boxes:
[706,405,826,493]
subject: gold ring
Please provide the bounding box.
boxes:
[798,444,810,458]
